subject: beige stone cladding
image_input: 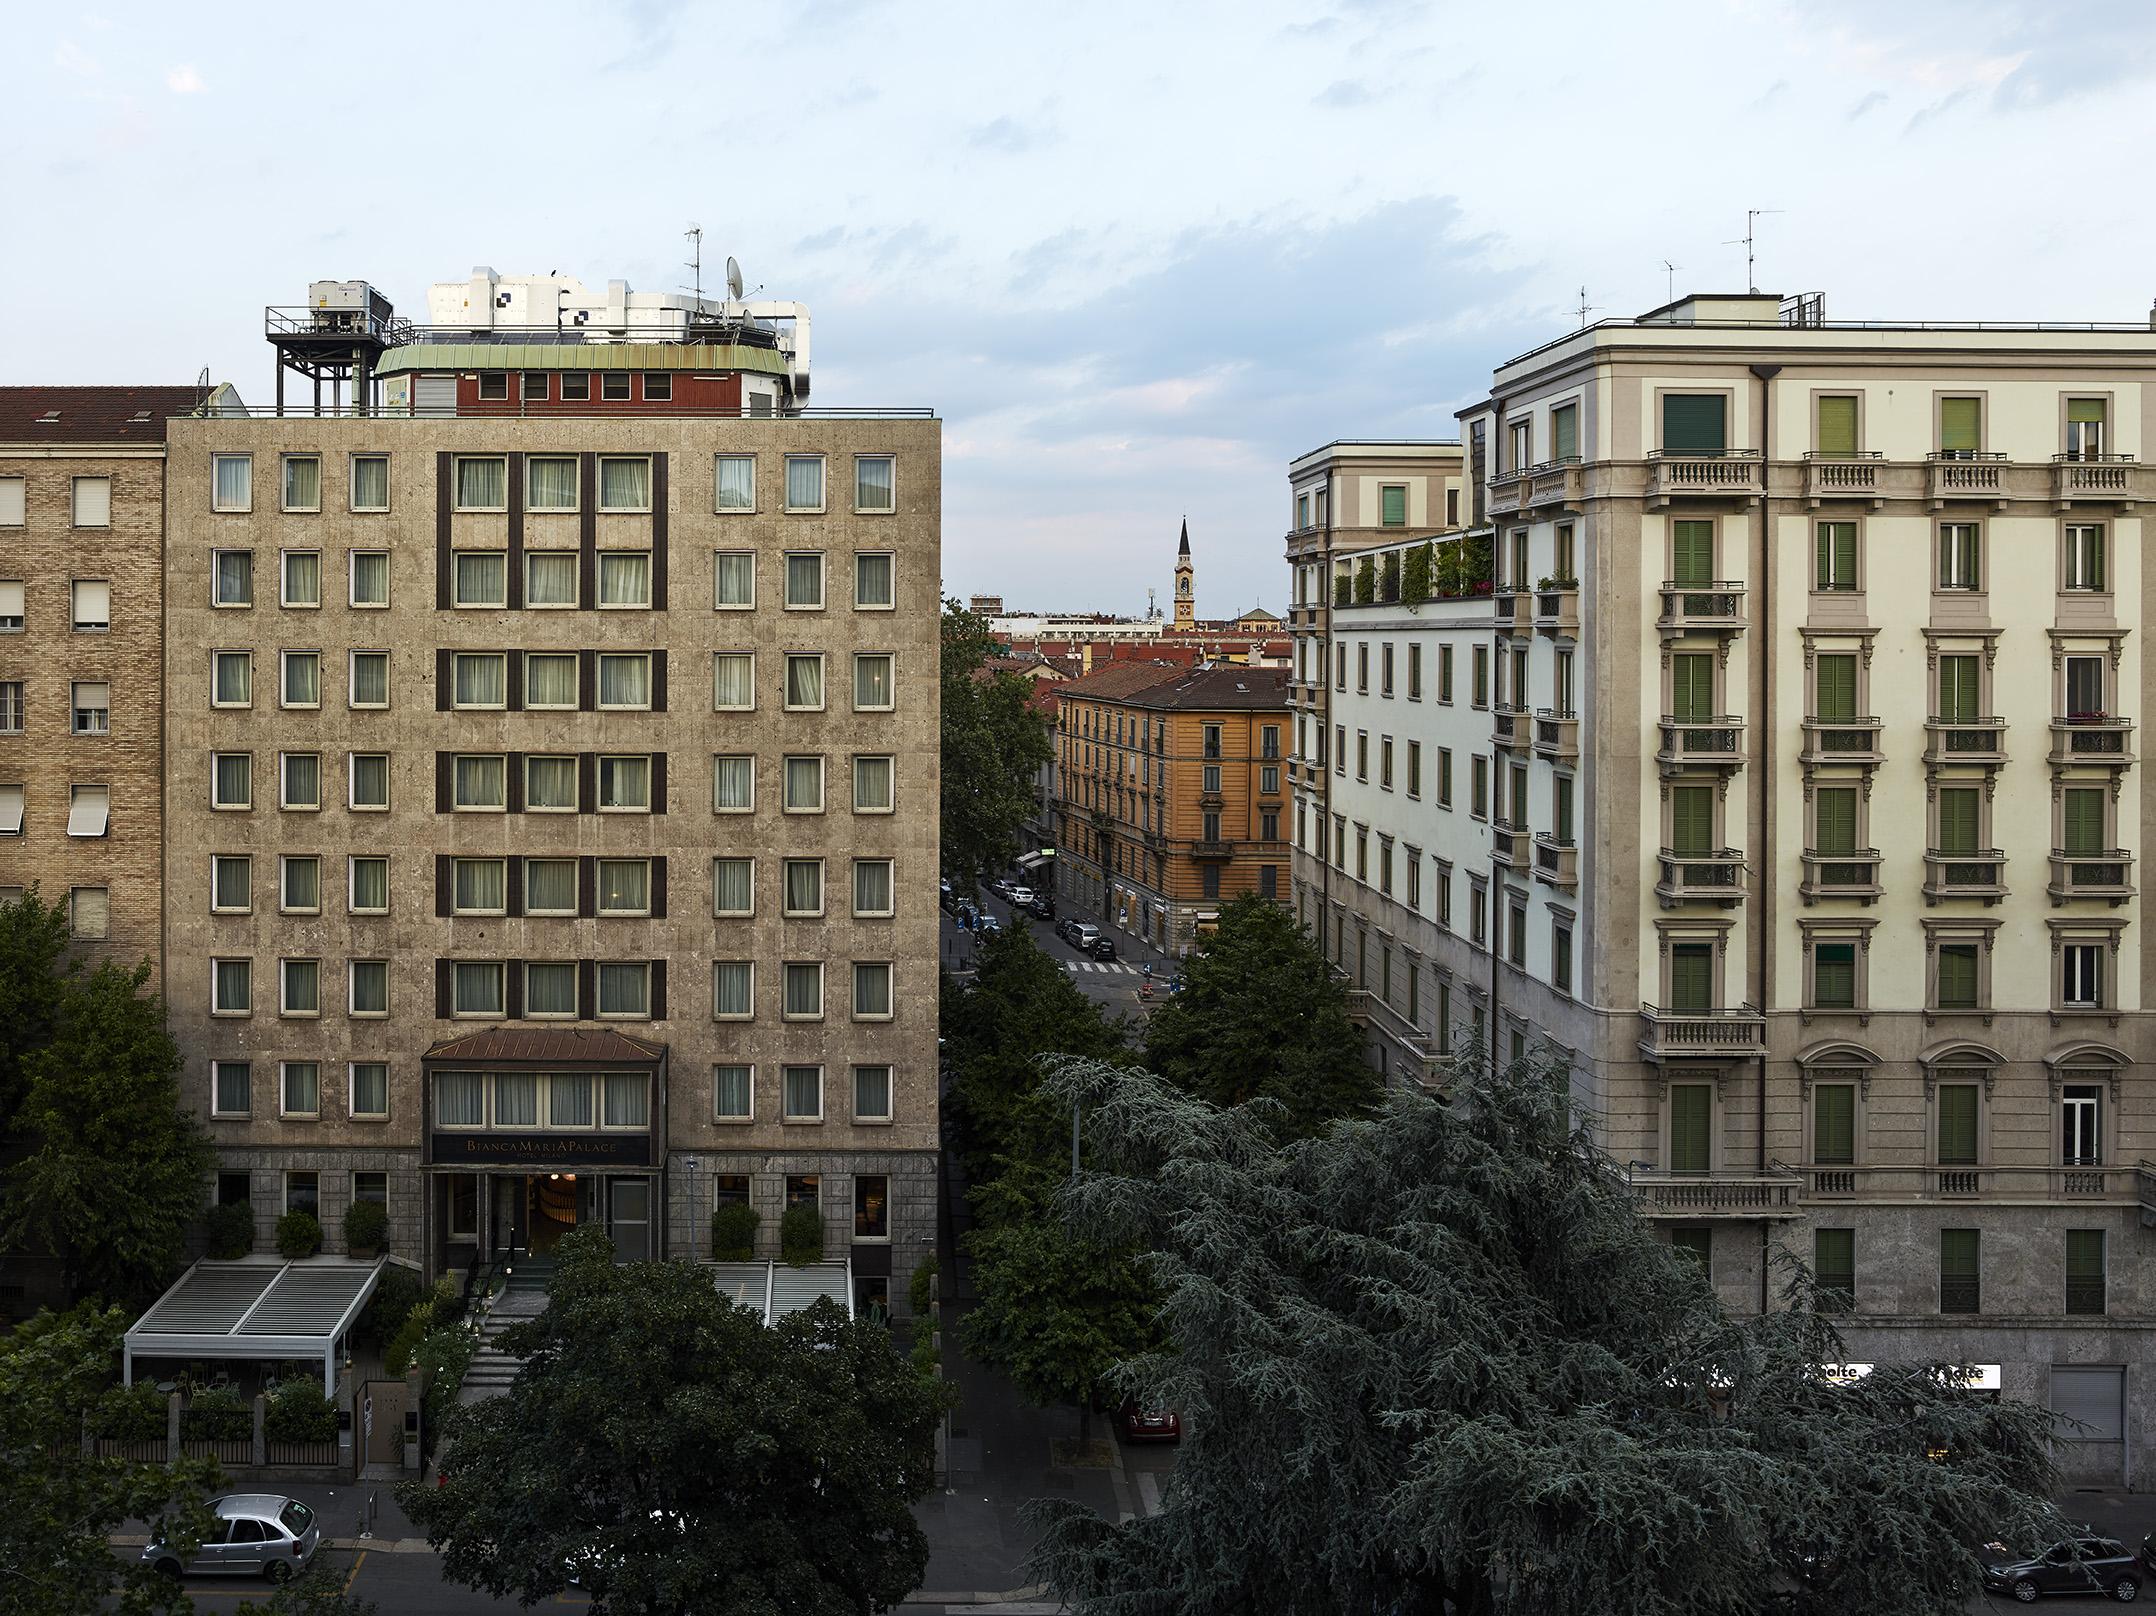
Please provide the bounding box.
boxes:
[163,416,939,1307]
[0,446,166,981]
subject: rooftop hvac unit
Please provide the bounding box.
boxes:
[307,280,394,332]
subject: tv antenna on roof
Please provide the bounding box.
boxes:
[1725,209,1783,295]
[195,365,211,415]
[1574,286,1598,328]
[684,224,704,310]
[1661,260,1682,302]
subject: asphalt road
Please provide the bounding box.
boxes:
[941,885,1171,1016]
[116,1545,585,1612]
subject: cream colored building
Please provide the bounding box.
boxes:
[1327,290,2156,1481]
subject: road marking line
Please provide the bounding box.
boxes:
[344,1549,368,1592]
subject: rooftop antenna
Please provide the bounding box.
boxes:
[195,365,212,415]
[1575,285,1599,328]
[1661,260,1682,302]
[1725,209,1783,295]
[684,225,704,312]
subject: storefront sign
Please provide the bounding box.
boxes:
[430,1131,651,1167]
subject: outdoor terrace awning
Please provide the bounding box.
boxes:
[703,1259,854,1326]
[125,1256,388,1396]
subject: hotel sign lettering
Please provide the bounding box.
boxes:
[431,1132,651,1167]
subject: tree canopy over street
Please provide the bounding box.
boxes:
[1025,1054,2064,1616]
[940,598,1052,882]
[401,1225,951,1616]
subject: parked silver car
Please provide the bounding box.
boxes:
[142,1493,319,1583]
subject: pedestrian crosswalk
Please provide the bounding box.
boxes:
[1065,959,1142,976]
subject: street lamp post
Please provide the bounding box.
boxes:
[682,1155,699,1261]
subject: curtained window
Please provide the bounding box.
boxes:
[598,859,651,914]
[598,756,650,810]
[350,456,389,512]
[854,455,894,512]
[853,653,893,709]
[351,550,389,606]
[713,857,754,915]
[454,755,506,809]
[436,1072,484,1126]
[212,455,252,511]
[598,552,650,607]
[453,858,507,913]
[214,651,253,706]
[282,652,320,707]
[784,756,822,811]
[783,859,822,915]
[282,551,321,606]
[525,858,577,913]
[713,961,753,1018]
[526,552,578,606]
[854,551,893,608]
[598,458,650,511]
[714,550,754,607]
[713,653,755,710]
[455,457,507,510]
[281,753,321,809]
[453,653,507,708]
[524,653,578,708]
[349,857,389,912]
[852,858,893,915]
[547,1070,591,1122]
[784,551,824,607]
[784,653,824,709]
[598,965,650,1019]
[598,654,650,709]
[716,455,755,512]
[853,755,894,812]
[784,455,824,511]
[712,755,754,811]
[526,457,578,511]
[525,962,577,1017]
[525,756,576,811]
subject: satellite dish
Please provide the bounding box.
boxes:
[195,366,212,414]
[725,256,744,301]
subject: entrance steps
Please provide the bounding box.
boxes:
[458,1259,555,1401]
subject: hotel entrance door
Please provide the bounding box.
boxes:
[487,1174,650,1260]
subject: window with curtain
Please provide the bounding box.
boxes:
[351,456,389,512]
[2063,787,2106,856]
[525,756,576,811]
[853,962,892,1018]
[282,551,321,607]
[213,958,251,1014]
[1936,1082,1980,1165]
[453,858,507,913]
[525,858,577,913]
[715,1066,752,1120]
[855,551,894,608]
[283,457,321,511]
[783,1066,822,1120]
[853,858,893,915]
[213,455,252,511]
[525,653,578,708]
[214,753,252,809]
[212,856,251,911]
[281,958,319,1014]
[349,856,388,913]
[784,654,824,709]
[716,455,755,512]
[1668,1083,1712,1172]
[785,456,825,511]
[351,550,389,606]
[1937,944,1980,1009]
[455,457,508,509]
[350,652,390,708]
[351,1062,388,1117]
[2066,524,2106,590]
[1813,654,1857,721]
[548,1070,592,1123]
[785,551,824,608]
[527,456,578,511]
[783,961,822,1018]
[281,856,320,912]
[526,552,578,606]
[1812,942,1857,1009]
[454,551,507,606]
[599,969,646,1017]
[853,755,894,812]
[598,756,650,809]
[281,752,320,809]
[525,962,577,1017]
[1813,1081,1856,1165]
[1662,394,1727,454]
[784,756,823,810]
[451,962,504,1015]
[855,455,894,512]
[214,651,252,706]
[1813,787,1857,856]
[598,654,651,709]
[714,550,754,606]
[853,653,893,709]
[1937,523,1980,591]
[1814,522,1858,591]
[350,959,387,1015]
[783,859,822,915]
[598,551,650,606]
[713,961,753,1018]
[214,550,253,605]
[598,458,650,511]
[454,653,507,708]
[494,1074,539,1127]
[713,857,754,915]
[598,859,651,914]
[854,1065,892,1121]
[281,651,320,707]
[602,1068,651,1122]
[1936,654,1980,722]
[350,752,390,809]
[713,755,754,811]
[454,755,506,809]
[1815,395,1858,456]
[1936,787,1979,857]
[436,1072,484,1126]
[1938,398,1981,456]
[713,653,755,710]
[283,1062,320,1114]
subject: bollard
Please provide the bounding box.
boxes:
[357,1504,367,1540]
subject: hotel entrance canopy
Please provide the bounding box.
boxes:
[125,1256,388,1396]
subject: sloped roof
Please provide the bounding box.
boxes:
[424,1027,664,1064]
[0,385,209,443]
[1058,661,1189,701]
[1121,664,1291,712]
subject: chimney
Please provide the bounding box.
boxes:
[2147,299,2156,331]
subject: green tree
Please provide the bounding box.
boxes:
[0,889,75,1132]
[941,598,1052,882]
[961,1214,1159,1411]
[400,1226,951,1616]
[1379,551,1400,602]
[1401,543,1432,605]
[3,960,211,1308]
[0,1302,220,1616]
[1332,571,1351,607]
[1026,1055,2065,1616]
[1143,894,1380,1141]
[1353,557,1375,604]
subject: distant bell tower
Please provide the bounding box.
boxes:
[1174,517,1195,629]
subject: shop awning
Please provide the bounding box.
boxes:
[703,1258,853,1326]
[125,1256,389,1396]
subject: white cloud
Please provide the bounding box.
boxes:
[165,65,205,94]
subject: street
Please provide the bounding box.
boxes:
[942,881,1174,1017]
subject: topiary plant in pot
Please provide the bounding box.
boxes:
[344,1198,388,1258]
[779,1204,824,1267]
[712,1202,760,1262]
[275,1210,322,1261]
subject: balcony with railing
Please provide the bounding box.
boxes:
[2048,715,2135,770]
[1803,451,1886,508]
[1637,1001,1765,1061]
[1655,847,1745,908]
[1531,832,1578,889]
[1490,818,1529,868]
[1533,580,1579,634]
[1486,468,1527,516]
[1799,716,1885,769]
[1656,578,1747,636]
[1656,715,1745,773]
[1799,848,1884,905]
[1805,1163,2143,1204]
[1492,701,1533,753]
[1922,716,2008,768]
[1532,709,1579,761]
[2054,453,2138,508]
[2048,850,2136,906]
[1921,849,2009,905]
[1927,451,2008,506]
[1491,587,1533,632]
[1526,459,1584,510]
[1190,839,1235,860]
[1629,1166,1803,1218]
[1645,449,1763,507]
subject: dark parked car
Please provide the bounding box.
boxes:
[1027,895,1055,921]
[1117,1400,1181,1443]
[1085,936,1118,962]
[1982,1534,2139,1603]
[1055,917,1081,944]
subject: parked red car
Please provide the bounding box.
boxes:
[1117,1400,1181,1443]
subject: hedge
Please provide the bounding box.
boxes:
[712,1203,759,1262]
[205,1200,253,1260]
[275,1210,322,1260]
[780,1204,824,1268]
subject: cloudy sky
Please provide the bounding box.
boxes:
[7,0,2155,615]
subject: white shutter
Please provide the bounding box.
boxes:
[0,581,23,623]
[0,478,23,526]
[0,784,21,834]
[71,477,111,528]
[73,580,110,628]
[66,786,109,837]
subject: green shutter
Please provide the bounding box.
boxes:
[1672,653,1714,720]
[2064,788,2106,856]
[1815,788,1857,856]
[2067,1229,2105,1281]
[1937,1087,1979,1166]
[1941,1227,1979,1279]
[1937,946,1978,1009]
[1813,943,1855,1008]
[1815,1227,1855,1287]
[1669,1084,1712,1172]
[1671,1226,1713,1274]
[1380,485,1407,527]
[1663,394,1727,454]
[1937,788,1979,857]
[1555,776,1575,843]
[1938,655,1979,722]
[1669,945,1713,1013]
[1816,395,1858,456]
[1672,520,1715,587]
[2068,398,2107,425]
[1671,786,1713,854]
[1940,397,1981,453]
[1813,1084,1855,1165]
[1815,522,1856,590]
[1552,404,1579,462]
[1814,654,1856,722]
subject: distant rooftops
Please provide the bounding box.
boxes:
[0,385,224,443]
[1061,661,1288,711]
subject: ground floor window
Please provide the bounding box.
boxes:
[711,1174,749,1208]
[786,1174,819,1209]
[285,1171,319,1217]
[353,1171,388,1205]
[854,1175,889,1240]
[855,1275,890,1324]
[217,1171,250,1206]
[446,1173,479,1239]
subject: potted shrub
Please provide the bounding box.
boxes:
[1379,552,1400,603]
[204,1200,253,1260]
[344,1199,388,1259]
[1400,543,1432,606]
[711,1202,760,1262]
[1332,572,1351,607]
[1353,557,1376,604]
[275,1210,322,1261]
[779,1204,824,1268]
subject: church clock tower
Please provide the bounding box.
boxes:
[1174,517,1195,629]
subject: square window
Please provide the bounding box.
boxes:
[71,477,111,529]
[212,1060,251,1117]
[597,551,651,607]
[853,1065,892,1123]
[212,957,252,1015]
[713,960,754,1019]
[212,455,252,512]
[69,885,108,940]
[785,456,825,512]
[714,550,755,607]
[716,455,755,513]
[601,372,632,401]
[525,962,577,1018]
[597,859,652,916]
[596,961,650,1018]
[524,756,577,813]
[524,454,578,512]
[597,653,651,710]
[350,549,390,607]
[282,457,321,513]
[526,551,578,607]
[349,752,390,810]
[451,961,505,1016]
[855,455,895,512]
[350,1063,389,1119]
[713,856,755,917]
[454,457,508,510]
[524,857,577,915]
[453,551,507,607]
[349,652,390,710]
[852,961,893,1019]
[524,652,578,709]
[852,858,894,916]
[855,551,894,609]
[784,653,826,710]
[782,960,823,1020]
[713,754,755,812]
[350,455,389,512]
[597,755,651,811]
[782,1064,823,1121]
[853,653,894,710]
[211,854,252,913]
[212,752,253,810]
[783,755,824,813]
[349,959,388,1016]
[453,755,507,811]
[348,856,389,914]
[522,372,550,403]
[452,857,507,914]
[784,551,824,608]
[598,457,651,512]
[213,550,254,607]
[853,755,894,812]
[435,1072,485,1126]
